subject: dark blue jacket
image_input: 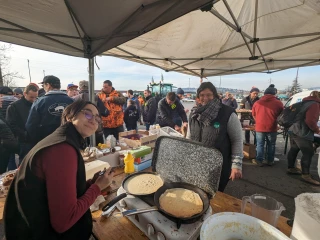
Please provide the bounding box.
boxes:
[26,91,73,144]
[123,96,141,116]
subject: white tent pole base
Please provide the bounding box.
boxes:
[88,58,96,147]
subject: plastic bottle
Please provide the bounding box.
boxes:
[155,124,161,136]
[110,135,116,148]
[124,152,135,173]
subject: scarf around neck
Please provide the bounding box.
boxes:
[191,98,222,127]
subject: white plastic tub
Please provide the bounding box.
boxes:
[200,212,290,240]
[159,126,184,138]
[291,193,320,240]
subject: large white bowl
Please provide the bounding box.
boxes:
[200,212,290,240]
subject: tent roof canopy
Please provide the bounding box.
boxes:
[0,0,214,58]
[103,0,320,77]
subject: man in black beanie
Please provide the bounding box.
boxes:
[240,87,260,143]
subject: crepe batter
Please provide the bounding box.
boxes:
[125,174,163,195]
[159,188,203,218]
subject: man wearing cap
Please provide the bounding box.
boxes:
[0,86,18,119]
[67,83,78,97]
[172,88,189,127]
[252,84,283,166]
[240,87,260,144]
[97,80,126,140]
[13,88,23,99]
[6,84,38,167]
[26,75,74,145]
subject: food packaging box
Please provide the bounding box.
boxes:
[119,130,157,148]
[243,143,256,159]
[159,127,184,138]
[129,146,152,158]
[140,152,153,163]
[134,159,152,172]
[85,160,110,180]
[97,152,120,167]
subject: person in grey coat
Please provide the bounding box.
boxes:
[187,82,243,192]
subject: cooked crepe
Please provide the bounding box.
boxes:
[159,188,203,218]
[125,174,163,195]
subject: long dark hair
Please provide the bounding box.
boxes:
[196,82,219,99]
[61,100,99,125]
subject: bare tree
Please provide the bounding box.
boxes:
[0,44,24,87]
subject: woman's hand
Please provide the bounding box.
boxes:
[94,168,114,191]
[229,169,242,181]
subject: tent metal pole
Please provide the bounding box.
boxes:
[209,10,252,40]
[0,18,83,52]
[222,0,253,56]
[64,0,88,37]
[252,0,258,56]
[209,61,265,76]
[0,27,80,39]
[168,60,202,77]
[263,35,320,57]
[115,47,169,71]
[259,32,320,41]
[91,5,146,56]
[170,43,246,70]
[272,59,319,62]
[255,43,269,72]
[88,58,96,147]
[65,1,87,52]
[271,59,320,73]
[115,47,168,71]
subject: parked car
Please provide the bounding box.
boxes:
[284,90,320,107]
[181,98,195,102]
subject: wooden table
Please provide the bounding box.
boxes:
[0,197,5,223]
[92,168,292,239]
[0,168,292,237]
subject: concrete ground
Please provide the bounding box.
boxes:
[224,134,320,220]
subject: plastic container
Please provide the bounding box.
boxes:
[241,194,285,227]
[200,212,290,240]
[291,193,320,240]
[134,159,152,172]
[124,152,135,173]
[97,152,120,167]
[159,126,184,138]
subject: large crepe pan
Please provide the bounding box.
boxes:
[115,182,210,228]
[102,172,163,212]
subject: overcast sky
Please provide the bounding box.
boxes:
[2,42,320,91]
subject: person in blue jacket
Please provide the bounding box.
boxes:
[26,75,74,145]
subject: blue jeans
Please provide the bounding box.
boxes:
[145,123,151,131]
[256,132,277,163]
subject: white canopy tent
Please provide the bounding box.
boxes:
[0,0,213,145]
[103,0,320,78]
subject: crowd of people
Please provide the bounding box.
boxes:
[0,77,319,239]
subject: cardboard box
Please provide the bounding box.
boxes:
[243,143,256,159]
[119,130,157,148]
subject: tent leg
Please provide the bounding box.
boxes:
[88,58,96,147]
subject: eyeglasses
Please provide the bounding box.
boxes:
[199,93,214,98]
[81,109,101,124]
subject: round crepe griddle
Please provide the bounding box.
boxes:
[154,182,209,221]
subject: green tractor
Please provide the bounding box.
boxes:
[147,82,173,99]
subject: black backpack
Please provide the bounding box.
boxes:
[277,101,315,128]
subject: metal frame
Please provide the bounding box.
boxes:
[100,0,320,77]
[0,18,83,52]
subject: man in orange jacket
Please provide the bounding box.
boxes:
[97,80,126,140]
